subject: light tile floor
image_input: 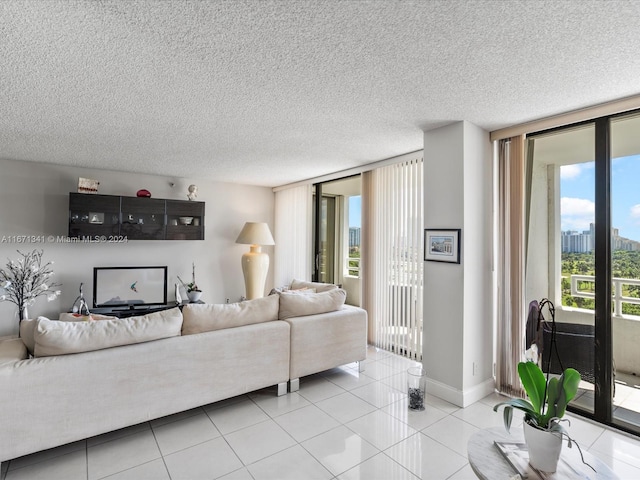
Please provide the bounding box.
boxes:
[3,346,640,479]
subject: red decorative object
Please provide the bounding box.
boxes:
[136,189,151,197]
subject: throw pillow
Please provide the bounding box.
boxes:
[290,279,340,293]
[268,285,290,295]
[278,288,347,320]
[181,294,279,335]
[33,307,183,357]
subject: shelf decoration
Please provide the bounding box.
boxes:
[78,177,99,194]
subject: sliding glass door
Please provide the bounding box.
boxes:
[526,110,640,434]
[610,113,640,429]
[312,176,362,305]
[526,123,596,416]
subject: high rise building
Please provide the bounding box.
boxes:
[349,227,361,249]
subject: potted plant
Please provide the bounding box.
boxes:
[493,361,581,473]
[177,262,202,303]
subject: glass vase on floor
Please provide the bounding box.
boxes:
[407,367,427,411]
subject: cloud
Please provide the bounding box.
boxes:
[561,197,594,231]
[560,164,582,179]
[631,204,640,223]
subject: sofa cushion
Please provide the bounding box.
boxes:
[33,308,183,357]
[278,288,347,320]
[181,294,279,335]
[290,279,339,293]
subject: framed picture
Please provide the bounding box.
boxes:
[424,229,461,264]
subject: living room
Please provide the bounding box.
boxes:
[3,1,640,479]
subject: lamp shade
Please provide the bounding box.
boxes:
[235,222,275,246]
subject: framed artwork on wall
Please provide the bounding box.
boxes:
[424,228,461,264]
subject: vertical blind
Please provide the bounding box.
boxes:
[363,157,424,360]
[274,184,312,288]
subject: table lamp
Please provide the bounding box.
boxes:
[235,222,275,300]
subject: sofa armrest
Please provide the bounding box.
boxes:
[286,305,367,379]
[0,337,29,366]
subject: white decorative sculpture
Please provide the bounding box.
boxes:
[187,184,198,201]
[175,283,182,304]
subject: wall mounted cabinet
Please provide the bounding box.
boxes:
[69,193,205,240]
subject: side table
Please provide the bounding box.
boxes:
[467,426,617,479]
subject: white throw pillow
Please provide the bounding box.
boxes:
[181,294,279,335]
[290,279,339,293]
[33,308,183,357]
[278,288,346,320]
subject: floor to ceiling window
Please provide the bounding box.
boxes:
[526,110,640,434]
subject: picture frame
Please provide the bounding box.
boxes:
[424,229,461,264]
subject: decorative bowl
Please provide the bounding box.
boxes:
[179,216,193,225]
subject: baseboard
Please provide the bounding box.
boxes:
[426,377,495,408]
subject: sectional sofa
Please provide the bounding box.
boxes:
[0,283,367,463]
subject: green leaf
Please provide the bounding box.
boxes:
[517,362,546,414]
[560,368,581,402]
[494,399,538,431]
[544,377,560,425]
[542,368,582,426]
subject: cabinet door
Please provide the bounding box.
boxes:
[166,200,205,240]
[120,197,166,240]
[69,193,120,238]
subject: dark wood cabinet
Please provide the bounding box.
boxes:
[120,197,166,240]
[166,200,205,240]
[69,193,205,240]
[69,194,120,238]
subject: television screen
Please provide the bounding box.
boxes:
[93,266,167,308]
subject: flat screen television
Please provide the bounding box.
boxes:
[93,266,167,309]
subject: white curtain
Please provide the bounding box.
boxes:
[362,157,424,359]
[273,184,313,287]
[496,135,527,397]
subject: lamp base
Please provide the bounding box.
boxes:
[241,245,269,300]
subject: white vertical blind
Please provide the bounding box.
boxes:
[363,157,424,360]
[274,184,312,287]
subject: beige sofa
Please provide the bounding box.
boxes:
[286,305,367,391]
[0,287,367,463]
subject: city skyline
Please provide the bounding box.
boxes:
[561,223,640,253]
[561,154,640,242]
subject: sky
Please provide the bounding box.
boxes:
[349,196,361,228]
[561,154,640,242]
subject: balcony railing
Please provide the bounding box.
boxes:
[345,256,360,277]
[570,274,640,317]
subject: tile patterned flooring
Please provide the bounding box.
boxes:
[4,346,640,479]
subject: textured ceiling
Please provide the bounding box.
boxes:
[2,0,640,187]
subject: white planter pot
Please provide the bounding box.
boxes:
[523,421,563,473]
[187,291,203,302]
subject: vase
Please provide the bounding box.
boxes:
[407,366,427,411]
[187,291,202,302]
[523,421,563,472]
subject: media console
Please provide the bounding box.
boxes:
[90,301,202,318]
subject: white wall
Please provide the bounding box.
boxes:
[423,121,494,407]
[423,122,465,392]
[0,159,274,336]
